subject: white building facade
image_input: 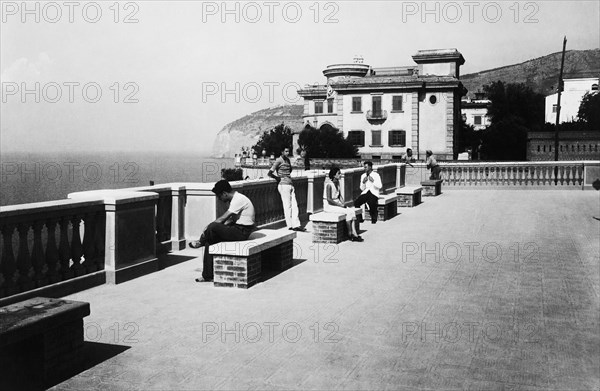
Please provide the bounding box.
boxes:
[545,77,599,124]
[297,49,466,161]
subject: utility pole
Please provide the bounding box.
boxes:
[554,36,567,184]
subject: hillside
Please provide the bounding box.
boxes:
[211,49,599,157]
[211,105,304,158]
[462,49,600,97]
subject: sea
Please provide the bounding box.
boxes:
[0,151,234,206]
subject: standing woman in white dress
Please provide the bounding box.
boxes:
[323,167,363,242]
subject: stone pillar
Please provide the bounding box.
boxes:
[69,190,159,284]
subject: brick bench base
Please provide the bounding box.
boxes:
[364,194,398,221]
[421,180,443,196]
[396,186,422,208]
[0,297,90,389]
[210,230,297,289]
[309,209,362,244]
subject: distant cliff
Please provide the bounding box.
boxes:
[211,105,304,158]
[212,49,599,157]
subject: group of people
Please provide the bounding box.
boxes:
[189,147,441,282]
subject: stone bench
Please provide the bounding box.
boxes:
[421,179,443,196]
[209,230,297,289]
[364,193,398,222]
[309,208,362,243]
[0,297,90,389]
[396,186,422,208]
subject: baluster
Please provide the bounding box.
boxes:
[71,216,84,276]
[16,223,34,291]
[0,224,17,296]
[45,219,60,283]
[58,217,73,279]
[31,222,47,288]
[82,212,97,272]
[482,166,486,186]
[570,165,576,186]
[491,166,498,186]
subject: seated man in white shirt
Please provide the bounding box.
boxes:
[189,180,256,282]
[353,161,382,224]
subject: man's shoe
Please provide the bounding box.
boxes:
[350,235,364,242]
[195,277,213,283]
[189,240,203,249]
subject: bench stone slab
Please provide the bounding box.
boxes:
[365,194,398,221]
[310,209,361,243]
[396,186,422,208]
[421,180,443,196]
[0,297,90,389]
[210,230,296,289]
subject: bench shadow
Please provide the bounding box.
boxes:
[158,253,196,269]
[258,258,307,284]
[47,341,131,389]
[1,341,130,390]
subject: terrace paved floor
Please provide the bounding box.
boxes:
[52,190,599,391]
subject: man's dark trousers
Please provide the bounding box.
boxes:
[202,222,253,280]
[354,191,379,222]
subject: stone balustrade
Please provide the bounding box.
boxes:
[0,199,106,303]
[404,161,599,189]
[3,160,596,303]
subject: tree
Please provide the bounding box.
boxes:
[577,92,600,131]
[478,81,546,160]
[298,124,358,158]
[252,123,292,156]
[484,81,545,131]
[480,118,529,161]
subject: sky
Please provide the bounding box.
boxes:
[1,0,599,155]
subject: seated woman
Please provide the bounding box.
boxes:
[323,167,363,242]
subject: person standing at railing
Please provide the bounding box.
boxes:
[426,150,441,180]
[324,167,363,241]
[353,161,382,224]
[401,148,416,164]
[268,147,306,232]
[189,180,256,283]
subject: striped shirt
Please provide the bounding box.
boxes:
[270,157,293,185]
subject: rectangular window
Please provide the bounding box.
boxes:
[372,96,382,117]
[352,97,362,112]
[327,99,334,113]
[315,101,323,114]
[347,131,365,147]
[474,115,482,125]
[388,130,406,147]
[552,104,557,113]
[371,130,382,146]
[392,96,403,111]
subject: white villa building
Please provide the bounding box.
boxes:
[296,49,466,161]
[545,76,599,124]
[461,91,491,131]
